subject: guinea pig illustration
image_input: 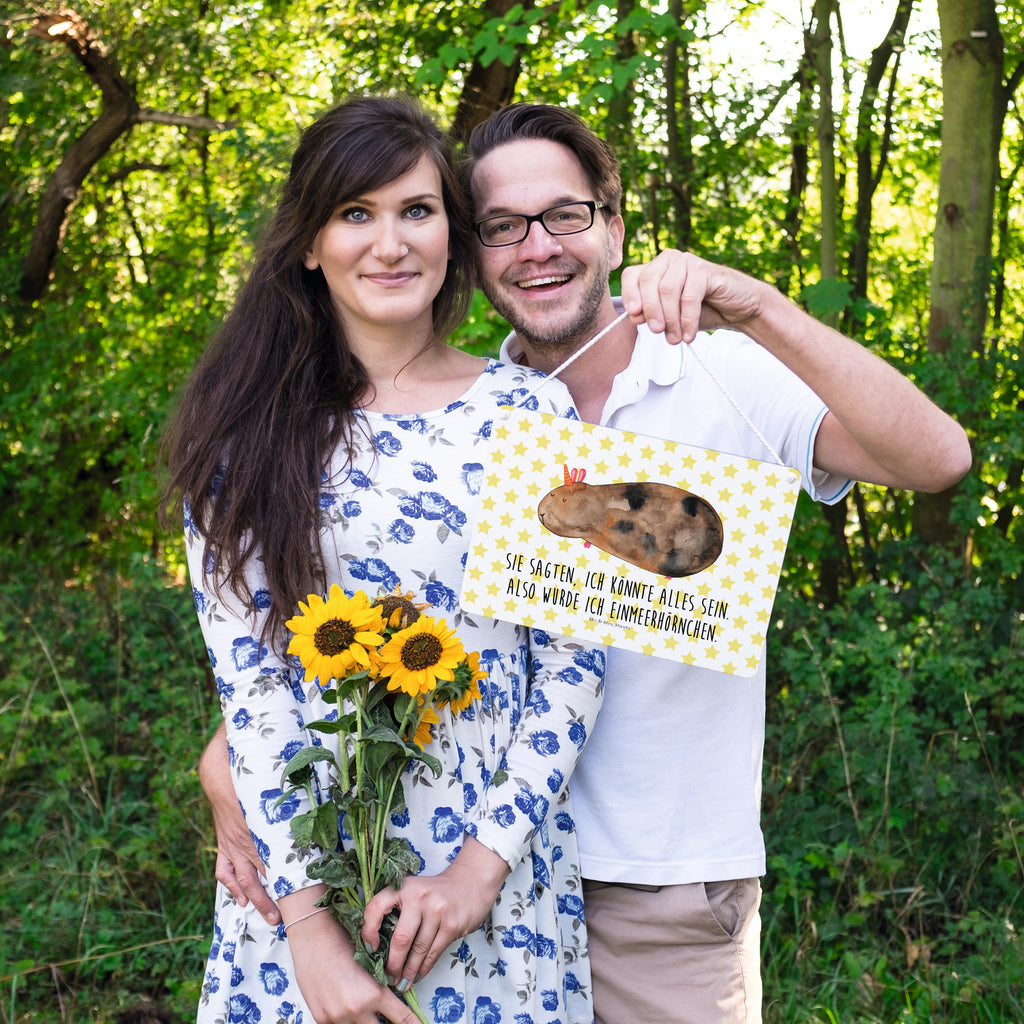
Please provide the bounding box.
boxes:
[537,466,724,577]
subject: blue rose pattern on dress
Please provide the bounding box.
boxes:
[192,361,602,1024]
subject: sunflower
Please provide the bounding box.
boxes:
[372,585,429,630]
[408,701,441,749]
[448,650,486,716]
[377,615,466,697]
[285,584,386,683]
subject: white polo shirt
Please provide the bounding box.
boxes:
[500,309,851,884]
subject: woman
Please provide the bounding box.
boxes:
[163,96,605,1024]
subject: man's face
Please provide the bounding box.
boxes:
[470,138,625,354]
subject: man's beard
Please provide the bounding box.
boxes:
[481,260,611,355]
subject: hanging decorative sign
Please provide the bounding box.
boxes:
[461,407,801,677]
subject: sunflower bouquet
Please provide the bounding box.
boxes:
[278,583,484,1019]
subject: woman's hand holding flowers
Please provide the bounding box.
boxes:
[361,836,511,992]
[282,896,423,1024]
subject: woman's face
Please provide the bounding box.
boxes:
[304,154,450,339]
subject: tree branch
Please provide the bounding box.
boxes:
[19,9,138,299]
[1004,56,1024,103]
[105,161,173,184]
[137,109,236,131]
[18,8,236,301]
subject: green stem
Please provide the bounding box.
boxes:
[372,770,404,875]
[336,716,352,793]
[401,985,430,1024]
[351,684,374,903]
[371,695,428,873]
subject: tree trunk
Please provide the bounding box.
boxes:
[19,10,139,300]
[848,0,914,310]
[664,0,693,249]
[927,2,1001,352]
[783,66,810,296]
[450,0,535,144]
[806,0,838,290]
[913,0,1003,546]
[606,0,637,198]
[804,0,848,603]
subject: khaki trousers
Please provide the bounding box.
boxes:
[582,878,762,1024]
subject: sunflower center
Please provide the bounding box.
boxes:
[314,618,357,655]
[376,595,421,629]
[400,633,444,670]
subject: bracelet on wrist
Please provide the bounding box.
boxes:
[283,906,329,932]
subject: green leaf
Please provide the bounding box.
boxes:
[353,941,388,984]
[325,891,368,952]
[303,716,351,734]
[478,40,517,67]
[438,41,471,66]
[800,277,853,320]
[362,738,410,781]
[409,747,443,778]
[357,907,400,982]
[288,808,319,849]
[309,849,361,890]
[386,789,408,819]
[364,682,398,715]
[311,800,341,850]
[335,669,373,701]
[379,837,422,891]
[331,786,357,814]
[281,745,337,788]
[362,721,406,744]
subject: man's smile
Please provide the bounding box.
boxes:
[515,274,573,290]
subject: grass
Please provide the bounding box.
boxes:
[0,556,214,1023]
[1,546,1021,1023]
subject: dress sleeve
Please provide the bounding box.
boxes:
[185,508,326,898]
[465,630,605,870]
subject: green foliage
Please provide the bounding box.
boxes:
[762,542,1024,1023]
[0,553,216,1021]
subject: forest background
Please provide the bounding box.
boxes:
[1,0,1021,1021]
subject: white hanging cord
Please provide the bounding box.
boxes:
[516,311,631,402]
[514,310,788,469]
[682,343,787,467]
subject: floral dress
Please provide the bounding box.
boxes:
[190,360,606,1024]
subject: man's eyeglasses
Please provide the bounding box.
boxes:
[474,200,607,248]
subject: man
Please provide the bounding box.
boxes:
[201,104,970,1023]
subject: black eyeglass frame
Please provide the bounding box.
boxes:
[473,200,608,247]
